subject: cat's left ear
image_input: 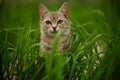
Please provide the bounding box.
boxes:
[59,2,69,18]
[39,4,49,20]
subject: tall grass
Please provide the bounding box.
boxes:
[0,0,120,80]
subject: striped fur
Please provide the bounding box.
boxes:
[39,2,70,57]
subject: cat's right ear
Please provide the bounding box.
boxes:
[59,2,69,19]
[39,4,49,20]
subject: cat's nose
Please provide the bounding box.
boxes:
[52,26,57,30]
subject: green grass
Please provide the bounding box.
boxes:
[0,0,120,80]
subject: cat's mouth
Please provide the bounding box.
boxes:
[47,30,58,37]
[50,30,58,33]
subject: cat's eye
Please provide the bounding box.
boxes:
[57,20,63,24]
[45,20,52,25]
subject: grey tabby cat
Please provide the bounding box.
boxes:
[39,2,70,57]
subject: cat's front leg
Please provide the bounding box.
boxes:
[58,43,64,52]
[40,42,52,57]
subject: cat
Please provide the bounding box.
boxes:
[39,2,70,57]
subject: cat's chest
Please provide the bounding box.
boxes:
[43,35,68,44]
[42,35,68,52]
[43,37,53,45]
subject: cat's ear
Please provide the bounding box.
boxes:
[39,4,49,20]
[59,2,69,18]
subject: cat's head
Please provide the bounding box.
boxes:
[39,2,70,36]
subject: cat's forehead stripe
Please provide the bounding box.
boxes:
[50,13,58,21]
